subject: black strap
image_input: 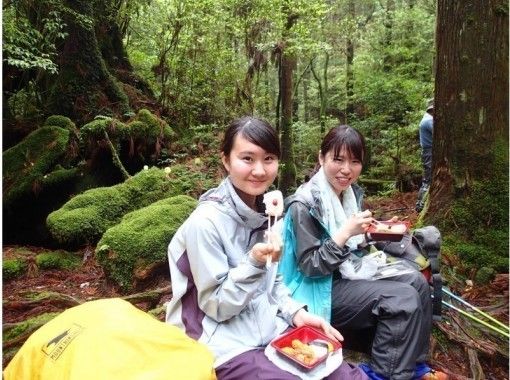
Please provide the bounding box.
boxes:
[428,247,442,321]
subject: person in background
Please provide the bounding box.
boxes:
[165,116,368,380]
[280,125,448,380]
[416,99,434,212]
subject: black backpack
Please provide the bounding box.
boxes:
[377,226,443,321]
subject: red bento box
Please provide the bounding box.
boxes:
[271,326,341,370]
[366,220,410,242]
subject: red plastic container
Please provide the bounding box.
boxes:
[271,326,341,370]
[366,220,410,242]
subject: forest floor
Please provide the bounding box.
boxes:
[2,190,509,379]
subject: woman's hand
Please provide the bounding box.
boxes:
[292,309,343,343]
[333,209,373,247]
[250,235,281,265]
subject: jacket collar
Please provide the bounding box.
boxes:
[199,176,268,230]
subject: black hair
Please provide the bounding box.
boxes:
[313,125,366,173]
[221,116,280,158]
[321,125,366,162]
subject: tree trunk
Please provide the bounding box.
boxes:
[48,0,130,124]
[428,1,508,224]
[278,12,298,195]
[382,0,395,72]
[345,0,355,116]
[278,50,297,195]
[303,68,310,123]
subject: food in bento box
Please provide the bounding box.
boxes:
[271,326,341,370]
[374,223,407,233]
[366,220,410,242]
[281,339,318,365]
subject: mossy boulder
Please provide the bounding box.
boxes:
[3,126,70,210]
[46,167,185,246]
[35,250,82,270]
[96,195,197,291]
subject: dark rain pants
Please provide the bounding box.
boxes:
[330,270,432,380]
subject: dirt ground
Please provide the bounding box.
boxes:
[3,191,509,379]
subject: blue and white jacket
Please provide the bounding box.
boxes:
[165,177,304,367]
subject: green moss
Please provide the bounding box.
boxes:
[40,167,80,188]
[35,250,81,270]
[47,167,184,246]
[3,259,27,280]
[3,312,60,341]
[440,139,508,273]
[131,109,175,140]
[43,115,77,133]
[475,267,496,284]
[96,195,197,291]
[3,126,70,210]
[80,117,130,140]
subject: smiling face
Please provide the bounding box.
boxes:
[319,146,363,196]
[221,133,279,209]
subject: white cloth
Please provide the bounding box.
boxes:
[264,342,343,380]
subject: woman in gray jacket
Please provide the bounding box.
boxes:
[165,117,368,379]
[281,125,447,380]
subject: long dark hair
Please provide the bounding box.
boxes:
[221,116,280,158]
[313,125,366,173]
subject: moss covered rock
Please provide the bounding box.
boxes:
[3,126,70,210]
[96,195,197,291]
[46,167,185,246]
[35,250,82,270]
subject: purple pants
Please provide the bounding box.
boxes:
[215,348,369,380]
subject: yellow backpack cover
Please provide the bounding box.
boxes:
[4,298,216,380]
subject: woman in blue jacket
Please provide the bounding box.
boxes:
[280,125,447,380]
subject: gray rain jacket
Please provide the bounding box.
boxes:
[165,177,304,367]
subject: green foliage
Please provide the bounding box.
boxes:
[46,167,186,246]
[3,126,70,210]
[164,164,219,198]
[35,250,81,270]
[2,5,65,74]
[442,141,509,273]
[3,259,27,281]
[96,195,197,291]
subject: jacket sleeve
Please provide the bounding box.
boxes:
[183,212,267,323]
[289,202,351,277]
